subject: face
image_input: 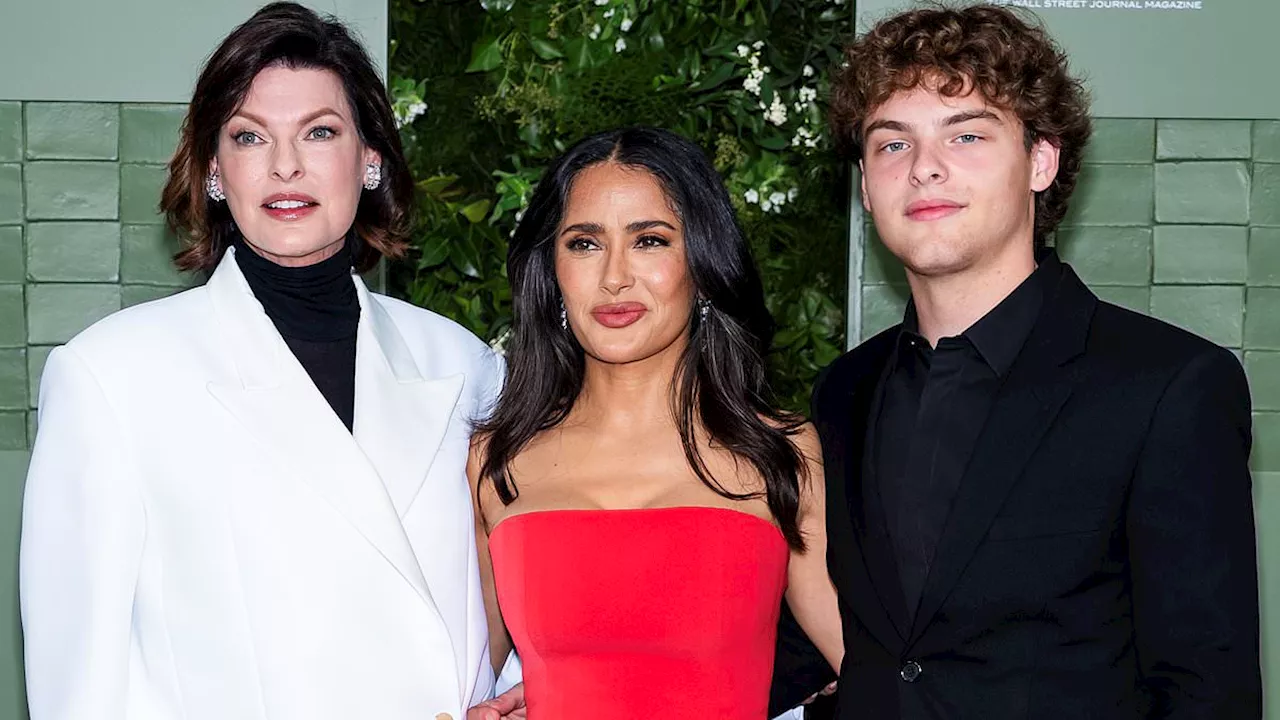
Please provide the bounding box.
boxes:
[555,162,696,366]
[212,65,378,267]
[859,84,1059,279]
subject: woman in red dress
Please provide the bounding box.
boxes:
[468,127,843,718]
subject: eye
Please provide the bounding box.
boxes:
[635,234,670,248]
[308,126,338,140]
[233,131,262,146]
[955,133,981,144]
[565,236,599,253]
[881,140,908,154]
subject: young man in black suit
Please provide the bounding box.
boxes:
[772,5,1261,718]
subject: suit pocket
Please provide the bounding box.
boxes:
[986,511,1109,541]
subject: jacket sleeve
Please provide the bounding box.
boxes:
[1127,345,1261,718]
[20,345,146,720]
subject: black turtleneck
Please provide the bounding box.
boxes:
[234,235,360,432]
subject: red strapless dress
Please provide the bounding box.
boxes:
[488,506,789,719]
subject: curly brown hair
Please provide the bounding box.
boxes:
[162,2,413,274]
[831,3,1091,244]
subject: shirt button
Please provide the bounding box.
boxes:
[900,660,923,683]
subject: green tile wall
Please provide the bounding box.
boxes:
[0,101,189,454]
[0,103,188,718]
[859,118,1280,716]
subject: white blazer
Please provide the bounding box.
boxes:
[20,248,503,720]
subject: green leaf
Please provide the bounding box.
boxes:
[418,234,451,268]
[757,131,790,150]
[465,36,504,73]
[418,174,459,197]
[449,233,484,278]
[690,61,736,92]
[530,37,564,60]
[564,37,593,71]
[460,199,493,224]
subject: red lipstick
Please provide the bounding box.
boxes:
[261,192,319,221]
[590,302,648,329]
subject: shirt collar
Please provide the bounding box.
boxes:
[898,252,1062,377]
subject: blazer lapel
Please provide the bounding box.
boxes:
[203,251,439,613]
[351,279,465,517]
[824,330,907,651]
[908,267,1097,645]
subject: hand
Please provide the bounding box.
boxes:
[801,681,837,704]
[467,684,527,720]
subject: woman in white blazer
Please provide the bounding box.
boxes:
[19,4,502,719]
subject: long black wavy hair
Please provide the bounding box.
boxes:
[478,126,809,550]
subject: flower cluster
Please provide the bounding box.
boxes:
[586,0,633,52]
[743,186,799,214]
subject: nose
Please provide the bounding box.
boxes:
[270,139,304,182]
[908,143,947,187]
[599,244,634,295]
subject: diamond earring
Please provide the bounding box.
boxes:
[363,163,382,190]
[559,301,568,331]
[206,171,225,202]
[698,297,711,320]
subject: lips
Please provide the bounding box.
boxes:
[262,193,319,221]
[905,198,964,221]
[590,302,648,329]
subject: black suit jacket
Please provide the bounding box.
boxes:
[772,263,1261,719]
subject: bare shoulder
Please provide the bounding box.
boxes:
[789,421,821,465]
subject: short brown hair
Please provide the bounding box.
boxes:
[162,2,413,274]
[831,3,1091,244]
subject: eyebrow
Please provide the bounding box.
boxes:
[229,107,346,128]
[863,109,1004,137]
[559,219,678,236]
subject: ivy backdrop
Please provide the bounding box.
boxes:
[388,0,852,411]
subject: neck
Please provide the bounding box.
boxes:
[907,244,1036,346]
[569,336,689,432]
[241,236,347,267]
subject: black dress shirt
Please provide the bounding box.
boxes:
[872,257,1061,613]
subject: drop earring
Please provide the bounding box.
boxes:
[363,163,382,190]
[206,171,225,202]
[560,301,568,331]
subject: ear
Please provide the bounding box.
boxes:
[362,146,382,172]
[858,159,872,212]
[1029,137,1060,194]
[208,157,219,177]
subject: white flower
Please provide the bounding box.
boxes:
[761,200,774,212]
[394,100,428,128]
[744,189,759,204]
[803,64,815,77]
[765,95,788,126]
[799,87,817,103]
[749,54,759,68]
[769,191,786,207]
[762,66,771,74]
[737,44,750,57]
[614,37,627,52]
[752,40,764,49]
[588,24,601,39]
[620,17,633,31]
[594,0,609,5]
[603,8,615,17]
[743,75,762,95]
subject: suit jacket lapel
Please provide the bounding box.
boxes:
[203,251,441,614]
[823,329,907,651]
[351,279,464,517]
[908,267,1097,645]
